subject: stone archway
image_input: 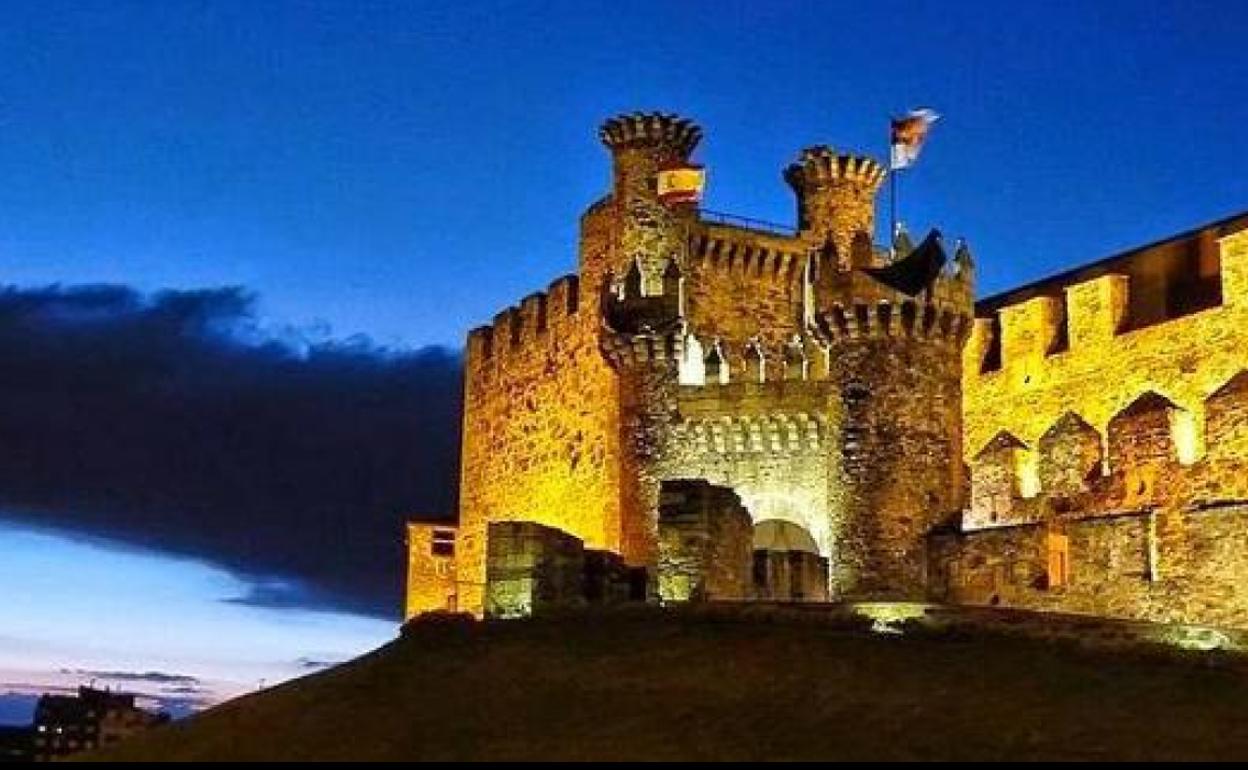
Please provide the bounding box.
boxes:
[751,519,829,602]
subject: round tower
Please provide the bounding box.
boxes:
[811,236,975,600]
[582,112,703,580]
[784,146,887,270]
[591,112,703,294]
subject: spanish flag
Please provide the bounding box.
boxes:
[657,163,706,206]
[890,108,940,170]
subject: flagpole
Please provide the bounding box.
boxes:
[890,165,897,258]
[888,120,897,260]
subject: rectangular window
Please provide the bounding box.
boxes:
[980,314,1003,373]
[1046,532,1070,588]
[431,529,456,558]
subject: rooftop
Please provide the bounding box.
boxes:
[977,209,1248,316]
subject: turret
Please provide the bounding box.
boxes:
[809,230,975,600]
[784,146,887,270]
[592,112,703,294]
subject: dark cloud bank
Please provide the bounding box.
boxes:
[0,284,461,618]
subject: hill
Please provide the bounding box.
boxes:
[87,608,1248,761]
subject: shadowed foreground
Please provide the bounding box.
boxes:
[89,609,1248,761]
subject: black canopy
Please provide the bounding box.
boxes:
[865,229,947,296]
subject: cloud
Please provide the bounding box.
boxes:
[162,685,207,695]
[293,657,339,671]
[220,577,330,610]
[60,669,199,686]
[0,283,462,619]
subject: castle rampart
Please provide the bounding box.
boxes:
[453,268,623,615]
[964,222,1248,531]
[930,502,1248,629]
[407,111,1248,631]
[682,223,807,362]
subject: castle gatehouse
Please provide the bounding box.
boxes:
[406,112,1248,629]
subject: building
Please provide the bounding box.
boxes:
[406,111,1248,630]
[937,209,1248,627]
[31,687,168,761]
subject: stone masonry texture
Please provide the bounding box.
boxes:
[405,112,1248,632]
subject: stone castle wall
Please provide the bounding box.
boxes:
[403,522,459,619]
[682,224,807,361]
[825,332,966,597]
[963,228,1248,529]
[656,480,754,602]
[485,521,587,619]
[930,503,1248,629]
[946,224,1248,627]
[664,381,838,559]
[451,273,623,615]
[407,110,1248,630]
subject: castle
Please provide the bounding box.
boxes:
[406,112,1248,629]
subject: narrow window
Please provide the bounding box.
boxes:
[980,314,1003,373]
[1046,532,1069,588]
[431,529,456,558]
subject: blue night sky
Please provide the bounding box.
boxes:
[3,0,1246,347]
[0,0,1246,724]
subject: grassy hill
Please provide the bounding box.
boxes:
[88,608,1248,761]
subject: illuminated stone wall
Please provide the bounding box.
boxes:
[930,503,1248,629]
[824,324,969,597]
[403,522,459,620]
[656,480,754,602]
[452,273,622,616]
[945,225,1248,627]
[484,521,586,619]
[665,381,837,554]
[963,227,1248,530]
[682,224,807,360]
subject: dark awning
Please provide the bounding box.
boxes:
[865,229,947,296]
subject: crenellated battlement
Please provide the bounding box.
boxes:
[466,274,582,364]
[782,146,888,269]
[783,146,888,192]
[671,409,832,457]
[599,112,702,155]
[599,326,685,370]
[963,218,1248,534]
[811,296,971,348]
[687,223,807,282]
[673,333,832,386]
[969,225,1248,379]
[965,370,1248,532]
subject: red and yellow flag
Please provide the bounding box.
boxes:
[657,163,706,206]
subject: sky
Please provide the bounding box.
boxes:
[0,521,393,722]
[1,0,1246,725]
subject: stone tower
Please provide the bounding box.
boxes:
[596,113,702,570]
[407,111,975,618]
[785,146,885,269]
[788,145,973,597]
[589,112,702,293]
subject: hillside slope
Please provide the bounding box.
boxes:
[89,609,1248,761]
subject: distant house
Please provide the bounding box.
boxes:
[31,686,168,761]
